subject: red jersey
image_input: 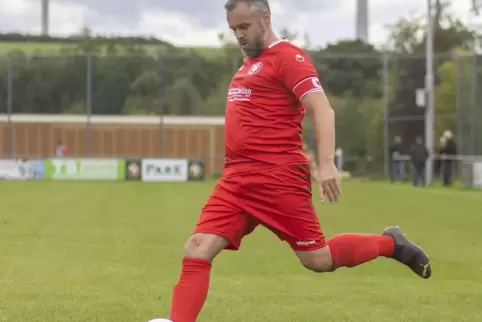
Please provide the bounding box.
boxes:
[224,40,324,172]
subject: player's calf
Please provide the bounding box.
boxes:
[294,233,395,273]
[295,229,431,279]
[169,233,229,322]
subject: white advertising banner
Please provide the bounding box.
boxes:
[141,159,189,182]
[472,162,482,188]
[0,159,45,180]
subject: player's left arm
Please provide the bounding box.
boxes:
[279,49,335,168]
[279,48,339,202]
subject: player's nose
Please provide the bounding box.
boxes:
[234,31,245,41]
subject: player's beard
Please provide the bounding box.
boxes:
[241,22,266,58]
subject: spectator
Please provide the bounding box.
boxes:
[409,136,429,187]
[389,136,405,183]
[434,136,446,178]
[56,140,67,157]
[440,130,457,186]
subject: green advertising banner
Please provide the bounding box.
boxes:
[44,159,125,180]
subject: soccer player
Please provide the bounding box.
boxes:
[164,1,432,321]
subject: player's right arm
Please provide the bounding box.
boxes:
[278,47,340,203]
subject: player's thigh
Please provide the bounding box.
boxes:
[192,180,259,257]
[243,164,326,251]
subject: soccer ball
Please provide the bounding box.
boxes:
[147,319,172,322]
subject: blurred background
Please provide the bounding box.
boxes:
[0,0,482,185]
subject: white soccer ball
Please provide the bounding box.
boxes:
[147,319,172,322]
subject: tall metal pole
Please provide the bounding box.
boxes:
[159,56,164,157]
[425,0,435,184]
[86,54,93,156]
[356,0,369,43]
[382,53,389,177]
[41,0,49,36]
[455,51,463,153]
[470,54,477,153]
[7,56,13,158]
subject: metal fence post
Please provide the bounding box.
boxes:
[86,54,93,156]
[159,55,164,157]
[7,55,13,158]
[455,51,462,153]
[474,54,479,154]
[425,0,436,184]
[470,53,477,154]
[382,53,389,177]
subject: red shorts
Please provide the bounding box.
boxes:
[193,164,326,251]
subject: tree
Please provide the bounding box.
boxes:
[311,39,383,99]
[279,28,298,42]
[471,0,482,14]
[0,36,228,116]
[385,0,475,144]
[299,39,385,175]
[437,51,482,155]
[217,32,243,72]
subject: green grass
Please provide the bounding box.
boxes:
[0,41,225,58]
[0,180,481,321]
[0,42,70,53]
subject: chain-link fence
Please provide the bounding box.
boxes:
[1,50,482,178]
[305,52,385,177]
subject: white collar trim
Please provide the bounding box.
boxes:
[268,39,289,48]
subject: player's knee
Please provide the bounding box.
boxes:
[183,233,229,261]
[296,246,334,273]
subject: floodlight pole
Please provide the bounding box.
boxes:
[41,0,49,36]
[425,0,435,185]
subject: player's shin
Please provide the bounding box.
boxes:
[170,258,212,322]
[327,233,394,269]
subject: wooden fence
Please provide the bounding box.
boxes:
[0,115,225,176]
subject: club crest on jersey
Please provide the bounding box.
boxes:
[248,62,263,75]
[312,77,322,88]
[296,54,305,62]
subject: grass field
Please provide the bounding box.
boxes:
[0,179,481,322]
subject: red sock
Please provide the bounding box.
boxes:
[170,258,212,322]
[327,234,394,269]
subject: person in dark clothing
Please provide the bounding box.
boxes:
[409,136,429,187]
[440,130,457,186]
[434,136,446,178]
[389,136,405,183]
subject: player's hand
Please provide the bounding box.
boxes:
[317,162,341,203]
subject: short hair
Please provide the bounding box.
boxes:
[224,0,271,14]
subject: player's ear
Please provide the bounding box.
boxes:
[263,10,270,24]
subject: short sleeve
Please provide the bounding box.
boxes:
[278,47,324,101]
